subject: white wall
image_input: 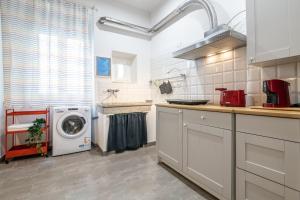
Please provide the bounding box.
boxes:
[151,0,246,57]
[74,0,152,104]
[73,0,154,144]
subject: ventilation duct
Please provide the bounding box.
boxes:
[98,0,246,60]
[98,0,218,35]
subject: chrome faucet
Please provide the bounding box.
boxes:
[106,89,120,94]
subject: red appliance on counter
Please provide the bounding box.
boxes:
[215,88,246,107]
[263,79,290,107]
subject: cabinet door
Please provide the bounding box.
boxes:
[237,169,300,200]
[247,0,290,64]
[289,0,300,56]
[183,123,232,200]
[237,132,300,191]
[156,107,183,171]
[285,141,300,191]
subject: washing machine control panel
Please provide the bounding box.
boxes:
[54,109,65,113]
[68,108,78,111]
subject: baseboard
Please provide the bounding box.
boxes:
[145,141,156,147]
[0,154,4,162]
[93,141,156,156]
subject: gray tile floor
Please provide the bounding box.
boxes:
[0,146,217,200]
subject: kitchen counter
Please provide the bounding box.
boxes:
[99,102,152,108]
[156,103,300,119]
[98,102,152,114]
[156,103,233,113]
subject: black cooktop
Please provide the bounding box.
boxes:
[166,99,209,105]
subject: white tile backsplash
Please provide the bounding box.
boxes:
[234,47,246,59]
[213,73,223,84]
[247,81,261,94]
[235,82,247,91]
[204,75,213,85]
[278,63,297,79]
[151,47,300,105]
[222,51,234,61]
[234,70,247,82]
[214,63,223,73]
[223,60,234,72]
[223,71,234,83]
[262,66,277,80]
[248,67,261,81]
[234,57,247,70]
[224,83,234,90]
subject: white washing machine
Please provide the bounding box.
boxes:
[52,106,91,156]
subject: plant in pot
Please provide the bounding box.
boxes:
[26,118,46,155]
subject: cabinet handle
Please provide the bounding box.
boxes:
[183,123,187,127]
[200,116,206,120]
[250,57,255,63]
[179,110,182,113]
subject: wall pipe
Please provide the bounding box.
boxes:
[98,0,218,37]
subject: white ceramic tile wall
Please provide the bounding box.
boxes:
[260,62,300,105]
[151,47,246,104]
[96,81,151,103]
[151,47,300,106]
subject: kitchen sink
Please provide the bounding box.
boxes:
[97,102,152,114]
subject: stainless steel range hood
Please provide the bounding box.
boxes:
[173,25,246,60]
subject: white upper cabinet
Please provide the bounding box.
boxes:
[289,0,300,56]
[247,0,300,65]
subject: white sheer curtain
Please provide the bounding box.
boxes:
[0,13,4,157]
[0,0,94,108]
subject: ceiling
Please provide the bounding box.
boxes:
[111,0,164,13]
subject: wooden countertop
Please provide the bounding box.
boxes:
[234,107,300,119]
[156,103,234,113]
[156,103,300,119]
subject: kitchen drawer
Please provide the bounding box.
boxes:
[183,110,232,130]
[237,132,300,191]
[237,169,300,200]
[236,114,300,142]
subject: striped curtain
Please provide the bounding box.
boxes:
[0,0,94,108]
[0,14,4,157]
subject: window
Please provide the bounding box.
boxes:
[0,0,94,108]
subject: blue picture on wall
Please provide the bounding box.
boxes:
[96,57,111,77]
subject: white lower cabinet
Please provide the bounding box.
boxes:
[237,169,300,200]
[156,107,183,171]
[156,106,233,200]
[237,132,300,191]
[236,114,300,199]
[183,123,232,200]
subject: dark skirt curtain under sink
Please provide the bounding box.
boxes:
[107,112,147,152]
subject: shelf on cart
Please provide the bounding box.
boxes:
[7,123,34,132]
[7,110,48,116]
[5,143,48,159]
[6,127,49,134]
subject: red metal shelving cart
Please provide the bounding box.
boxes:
[5,108,49,163]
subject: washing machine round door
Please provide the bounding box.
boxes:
[57,112,88,139]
